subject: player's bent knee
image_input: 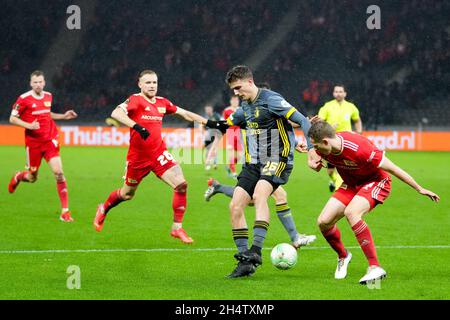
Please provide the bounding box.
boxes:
[317,216,333,230]
[121,190,135,201]
[174,181,188,193]
[54,172,65,182]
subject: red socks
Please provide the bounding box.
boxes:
[173,184,187,223]
[321,225,347,259]
[17,171,30,182]
[56,180,69,209]
[104,189,124,214]
[352,220,379,266]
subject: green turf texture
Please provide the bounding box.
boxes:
[0,146,448,299]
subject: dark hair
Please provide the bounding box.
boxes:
[256,82,271,90]
[139,69,157,79]
[333,83,346,91]
[30,70,44,79]
[308,120,336,141]
[225,65,253,84]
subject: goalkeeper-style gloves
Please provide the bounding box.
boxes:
[133,124,150,140]
[206,120,229,134]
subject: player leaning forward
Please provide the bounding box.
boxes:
[206,65,320,277]
[8,70,78,222]
[308,119,440,284]
[93,70,209,243]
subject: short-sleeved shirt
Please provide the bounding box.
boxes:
[316,131,389,188]
[119,94,177,165]
[226,88,299,165]
[318,99,360,132]
[223,107,240,130]
[11,90,58,147]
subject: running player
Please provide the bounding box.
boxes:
[93,70,208,244]
[206,65,319,277]
[308,120,440,284]
[8,70,78,222]
[318,84,362,192]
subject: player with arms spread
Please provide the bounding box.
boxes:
[205,65,319,277]
[308,120,440,284]
[93,70,208,244]
[8,70,78,222]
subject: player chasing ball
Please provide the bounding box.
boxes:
[93,70,210,244]
[8,70,78,222]
[205,65,320,278]
[308,119,440,284]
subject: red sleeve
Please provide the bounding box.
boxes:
[119,95,139,115]
[11,96,25,117]
[223,109,230,120]
[358,138,385,169]
[165,98,178,115]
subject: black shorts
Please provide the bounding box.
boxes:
[236,162,293,198]
[327,162,335,169]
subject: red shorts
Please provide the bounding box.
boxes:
[226,129,242,151]
[26,140,60,173]
[124,149,177,186]
[333,176,392,209]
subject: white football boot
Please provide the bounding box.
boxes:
[292,233,317,249]
[359,266,387,284]
[335,251,352,279]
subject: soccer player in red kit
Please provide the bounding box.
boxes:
[222,95,242,178]
[93,70,210,243]
[8,70,78,222]
[308,120,440,284]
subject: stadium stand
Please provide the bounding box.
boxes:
[1,0,448,128]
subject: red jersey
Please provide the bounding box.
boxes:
[11,91,58,147]
[317,131,390,188]
[119,94,177,164]
[223,107,240,130]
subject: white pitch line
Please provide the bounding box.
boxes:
[0,245,449,254]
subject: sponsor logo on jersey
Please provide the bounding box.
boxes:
[141,115,163,121]
[44,101,51,107]
[157,107,166,114]
[343,160,358,167]
[31,109,51,115]
[254,107,260,118]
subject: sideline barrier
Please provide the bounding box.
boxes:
[0,125,449,151]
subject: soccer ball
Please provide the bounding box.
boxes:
[270,243,298,270]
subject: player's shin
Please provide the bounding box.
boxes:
[321,225,347,259]
[56,180,69,211]
[232,228,249,253]
[172,182,187,227]
[104,189,125,214]
[276,203,298,242]
[351,220,379,266]
[251,220,269,255]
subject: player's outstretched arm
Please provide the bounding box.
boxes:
[380,157,440,202]
[174,107,208,125]
[9,115,40,130]
[51,110,78,120]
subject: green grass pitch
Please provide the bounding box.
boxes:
[0,146,449,299]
